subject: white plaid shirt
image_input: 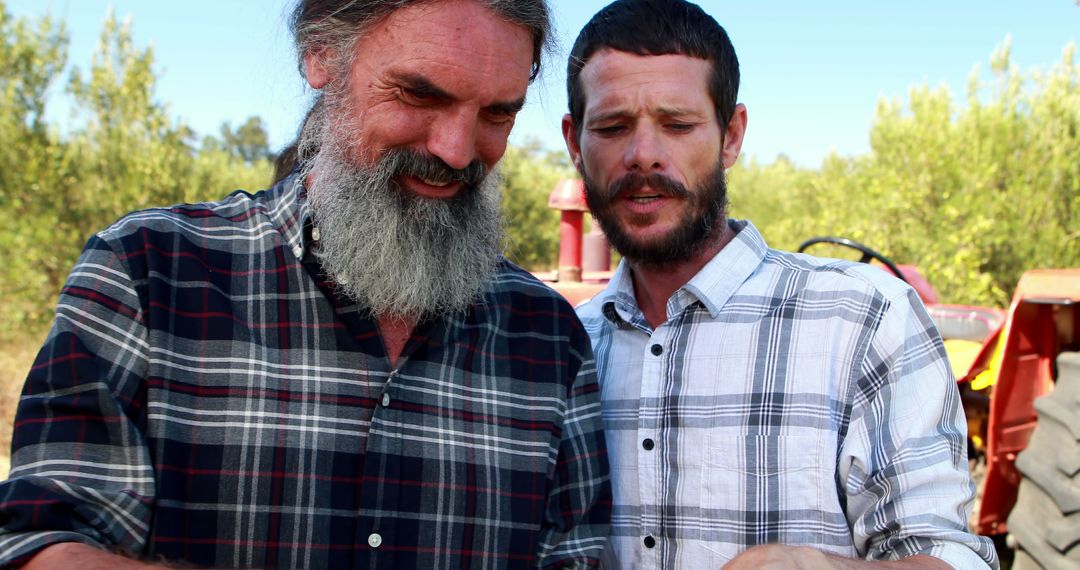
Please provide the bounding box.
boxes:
[577,220,997,569]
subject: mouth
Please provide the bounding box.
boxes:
[628,193,662,204]
[419,176,451,187]
[400,174,461,199]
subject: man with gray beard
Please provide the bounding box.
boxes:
[0,1,611,568]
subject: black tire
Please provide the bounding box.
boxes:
[1008,352,1080,570]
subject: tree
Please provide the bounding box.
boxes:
[0,6,272,339]
[730,39,1079,307]
[0,0,70,335]
[218,116,272,163]
[499,137,576,271]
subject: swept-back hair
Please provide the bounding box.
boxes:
[291,0,551,83]
[272,0,552,183]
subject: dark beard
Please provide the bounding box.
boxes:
[583,162,728,266]
[299,99,504,319]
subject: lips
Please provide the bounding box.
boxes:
[628,193,662,204]
[619,188,671,215]
[400,174,461,199]
[419,176,451,187]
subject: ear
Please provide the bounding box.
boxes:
[561,113,585,176]
[721,103,748,169]
[304,49,331,90]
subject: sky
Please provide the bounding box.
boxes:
[6,0,1079,168]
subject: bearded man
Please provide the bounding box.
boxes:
[562,0,994,568]
[0,1,610,568]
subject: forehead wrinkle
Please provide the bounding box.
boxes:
[581,51,716,123]
[379,32,532,106]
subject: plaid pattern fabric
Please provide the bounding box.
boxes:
[577,220,997,569]
[0,175,611,569]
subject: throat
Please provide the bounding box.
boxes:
[376,313,417,368]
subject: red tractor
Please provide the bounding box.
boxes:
[540,180,1080,569]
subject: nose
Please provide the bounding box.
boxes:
[425,108,480,171]
[623,124,667,173]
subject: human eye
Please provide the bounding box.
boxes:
[482,107,518,126]
[665,122,695,133]
[589,124,626,137]
[400,86,438,106]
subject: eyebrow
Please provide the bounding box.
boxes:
[396,72,453,101]
[487,97,526,117]
[587,106,704,125]
[394,72,526,116]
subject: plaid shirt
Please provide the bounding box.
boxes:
[577,221,997,569]
[0,175,611,569]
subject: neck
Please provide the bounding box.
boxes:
[376,312,417,369]
[629,222,734,329]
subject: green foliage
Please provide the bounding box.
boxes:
[0,1,71,337]
[0,4,271,340]
[500,137,576,271]
[213,116,272,163]
[731,39,1079,307]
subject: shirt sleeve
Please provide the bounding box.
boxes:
[840,287,999,569]
[0,233,155,566]
[535,326,612,569]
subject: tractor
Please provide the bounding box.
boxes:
[540,179,1080,569]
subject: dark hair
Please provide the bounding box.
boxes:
[566,0,739,136]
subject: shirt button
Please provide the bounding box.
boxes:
[643,535,656,548]
[381,393,391,407]
[368,532,383,548]
[650,344,663,356]
[642,438,655,451]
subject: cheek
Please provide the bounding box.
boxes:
[359,103,433,149]
[477,125,513,168]
[580,148,620,187]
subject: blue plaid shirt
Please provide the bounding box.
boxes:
[0,175,611,568]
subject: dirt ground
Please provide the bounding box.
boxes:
[0,336,41,479]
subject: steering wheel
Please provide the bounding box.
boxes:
[797,236,907,283]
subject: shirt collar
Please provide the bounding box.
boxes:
[599,219,770,326]
[264,171,316,262]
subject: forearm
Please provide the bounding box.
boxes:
[823,553,953,569]
[23,542,161,570]
[724,545,954,569]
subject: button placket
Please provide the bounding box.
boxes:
[638,328,670,560]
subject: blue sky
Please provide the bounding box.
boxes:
[6,0,1079,167]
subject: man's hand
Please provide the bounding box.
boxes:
[723,545,833,569]
[723,545,954,569]
[23,542,163,570]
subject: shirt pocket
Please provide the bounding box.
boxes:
[700,434,833,558]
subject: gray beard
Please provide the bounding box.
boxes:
[299,103,505,319]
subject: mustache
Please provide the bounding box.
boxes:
[586,171,690,212]
[607,172,691,199]
[386,148,486,188]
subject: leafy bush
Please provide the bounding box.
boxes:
[730,39,1079,307]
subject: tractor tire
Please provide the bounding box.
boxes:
[1007,351,1080,570]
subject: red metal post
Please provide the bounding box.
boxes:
[558,211,584,283]
[548,179,589,283]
